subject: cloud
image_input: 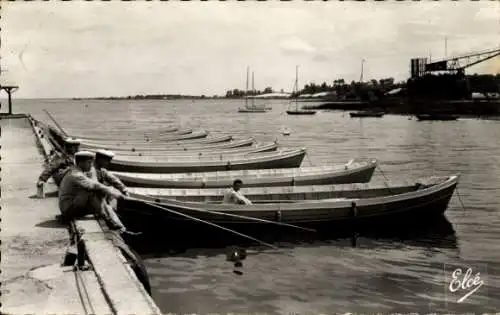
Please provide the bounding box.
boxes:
[279,36,316,55]
[1,1,499,98]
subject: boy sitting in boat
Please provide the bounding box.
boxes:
[223,179,252,205]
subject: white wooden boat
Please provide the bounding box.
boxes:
[118,175,459,230]
[238,107,269,113]
[77,131,228,145]
[70,127,193,141]
[107,148,307,173]
[109,142,278,157]
[110,148,299,163]
[113,158,377,188]
[79,133,231,148]
[78,129,210,146]
[81,137,256,152]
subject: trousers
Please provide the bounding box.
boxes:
[61,192,124,230]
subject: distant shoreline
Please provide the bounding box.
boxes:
[70,96,294,101]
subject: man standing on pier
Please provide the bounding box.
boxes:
[58,151,127,232]
[37,137,81,188]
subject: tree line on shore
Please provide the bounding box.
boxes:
[72,74,500,101]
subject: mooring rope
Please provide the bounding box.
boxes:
[375,164,395,194]
[74,268,96,315]
[454,186,467,212]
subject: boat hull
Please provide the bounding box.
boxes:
[238,108,269,113]
[114,142,279,157]
[69,127,191,140]
[81,138,256,152]
[115,159,377,188]
[117,176,459,240]
[416,114,459,121]
[108,149,307,173]
[79,133,229,146]
[349,111,385,118]
[286,110,316,115]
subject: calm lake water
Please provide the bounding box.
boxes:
[15,98,500,313]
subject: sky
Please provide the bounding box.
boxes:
[1,1,499,99]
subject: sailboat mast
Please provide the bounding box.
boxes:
[252,71,255,107]
[245,66,249,107]
[295,65,299,111]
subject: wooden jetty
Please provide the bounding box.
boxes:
[1,114,161,314]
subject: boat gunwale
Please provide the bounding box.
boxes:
[78,130,213,145]
[111,148,303,163]
[127,175,459,212]
[110,148,307,167]
[112,142,279,157]
[114,158,377,182]
[81,138,256,151]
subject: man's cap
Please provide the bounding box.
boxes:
[64,137,82,145]
[74,151,95,159]
[95,149,115,159]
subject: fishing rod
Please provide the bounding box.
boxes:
[43,109,69,137]
[125,197,284,251]
[127,196,316,233]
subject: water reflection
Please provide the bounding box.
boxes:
[128,215,458,260]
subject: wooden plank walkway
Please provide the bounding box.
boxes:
[1,116,161,315]
[75,218,162,315]
[1,116,112,314]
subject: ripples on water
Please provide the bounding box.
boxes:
[19,98,500,313]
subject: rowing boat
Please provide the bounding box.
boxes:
[349,111,385,118]
[78,131,228,145]
[107,148,307,173]
[118,175,459,231]
[110,142,279,157]
[113,158,377,188]
[416,114,459,121]
[78,129,210,146]
[81,137,256,152]
[79,133,232,148]
[70,127,194,141]
[109,148,300,163]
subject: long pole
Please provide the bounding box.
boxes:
[360,59,365,83]
[445,36,448,58]
[43,109,68,137]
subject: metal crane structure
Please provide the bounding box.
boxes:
[425,47,500,76]
[411,47,500,78]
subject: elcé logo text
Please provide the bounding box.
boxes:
[449,267,484,303]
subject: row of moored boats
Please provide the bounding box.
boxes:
[47,122,460,240]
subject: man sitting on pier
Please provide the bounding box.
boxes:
[37,137,81,188]
[58,151,127,232]
[223,179,252,205]
[89,149,129,196]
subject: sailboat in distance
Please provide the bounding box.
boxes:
[286,65,316,115]
[238,67,271,113]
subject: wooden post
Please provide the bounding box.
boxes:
[1,86,19,115]
[8,88,13,114]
